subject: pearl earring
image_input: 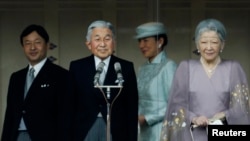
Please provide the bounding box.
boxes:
[220,49,223,53]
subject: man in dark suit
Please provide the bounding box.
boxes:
[68,20,138,141]
[1,24,68,141]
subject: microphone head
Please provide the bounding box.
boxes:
[97,62,105,72]
[114,62,124,85]
[114,62,121,72]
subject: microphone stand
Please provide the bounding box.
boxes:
[94,83,123,141]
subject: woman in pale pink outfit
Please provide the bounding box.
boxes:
[160,18,250,141]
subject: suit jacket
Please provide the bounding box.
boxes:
[1,60,69,141]
[69,55,138,141]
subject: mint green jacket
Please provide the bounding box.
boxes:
[137,51,177,141]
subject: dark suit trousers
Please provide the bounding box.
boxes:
[17,131,32,141]
[84,117,112,141]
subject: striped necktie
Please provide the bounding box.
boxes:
[99,62,106,85]
[25,67,35,97]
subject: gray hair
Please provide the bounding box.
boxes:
[86,20,116,41]
[194,19,226,44]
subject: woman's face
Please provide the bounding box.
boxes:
[197,31,224,62]
[138,37,161,62]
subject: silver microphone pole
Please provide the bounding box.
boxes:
[94,84,123,141]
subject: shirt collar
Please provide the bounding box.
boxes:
[94,56,111,71]
[29,58,47,77]
[148,51,165,64]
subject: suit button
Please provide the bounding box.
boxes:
[22,110,26,114]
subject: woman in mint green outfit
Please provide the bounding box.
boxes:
[134,22,177,141]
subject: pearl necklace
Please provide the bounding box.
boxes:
[200,57,221,77]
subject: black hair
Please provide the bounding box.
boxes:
[137,34,168,49]
[20,24,49,45]
[154,34,168,48]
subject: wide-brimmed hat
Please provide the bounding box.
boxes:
[134,22,167,39]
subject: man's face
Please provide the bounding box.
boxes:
[22,31,48,66]
[86,27,115,60]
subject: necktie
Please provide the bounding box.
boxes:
[99,62,106,85]
[19,67,35,130]
[25,67,35,98]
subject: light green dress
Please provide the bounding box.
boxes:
[137,51,177,141]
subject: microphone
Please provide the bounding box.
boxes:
[94,62,105,86]
[114,62,124,86]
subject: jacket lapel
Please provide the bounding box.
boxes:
[24,60,51,101]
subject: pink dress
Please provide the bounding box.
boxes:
[160,59,250,141]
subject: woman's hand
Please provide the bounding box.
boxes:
[192,116,209,127]
[138,115,147,126]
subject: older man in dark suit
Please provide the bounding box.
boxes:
[68,20,138,141]
[1,24,69,141]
